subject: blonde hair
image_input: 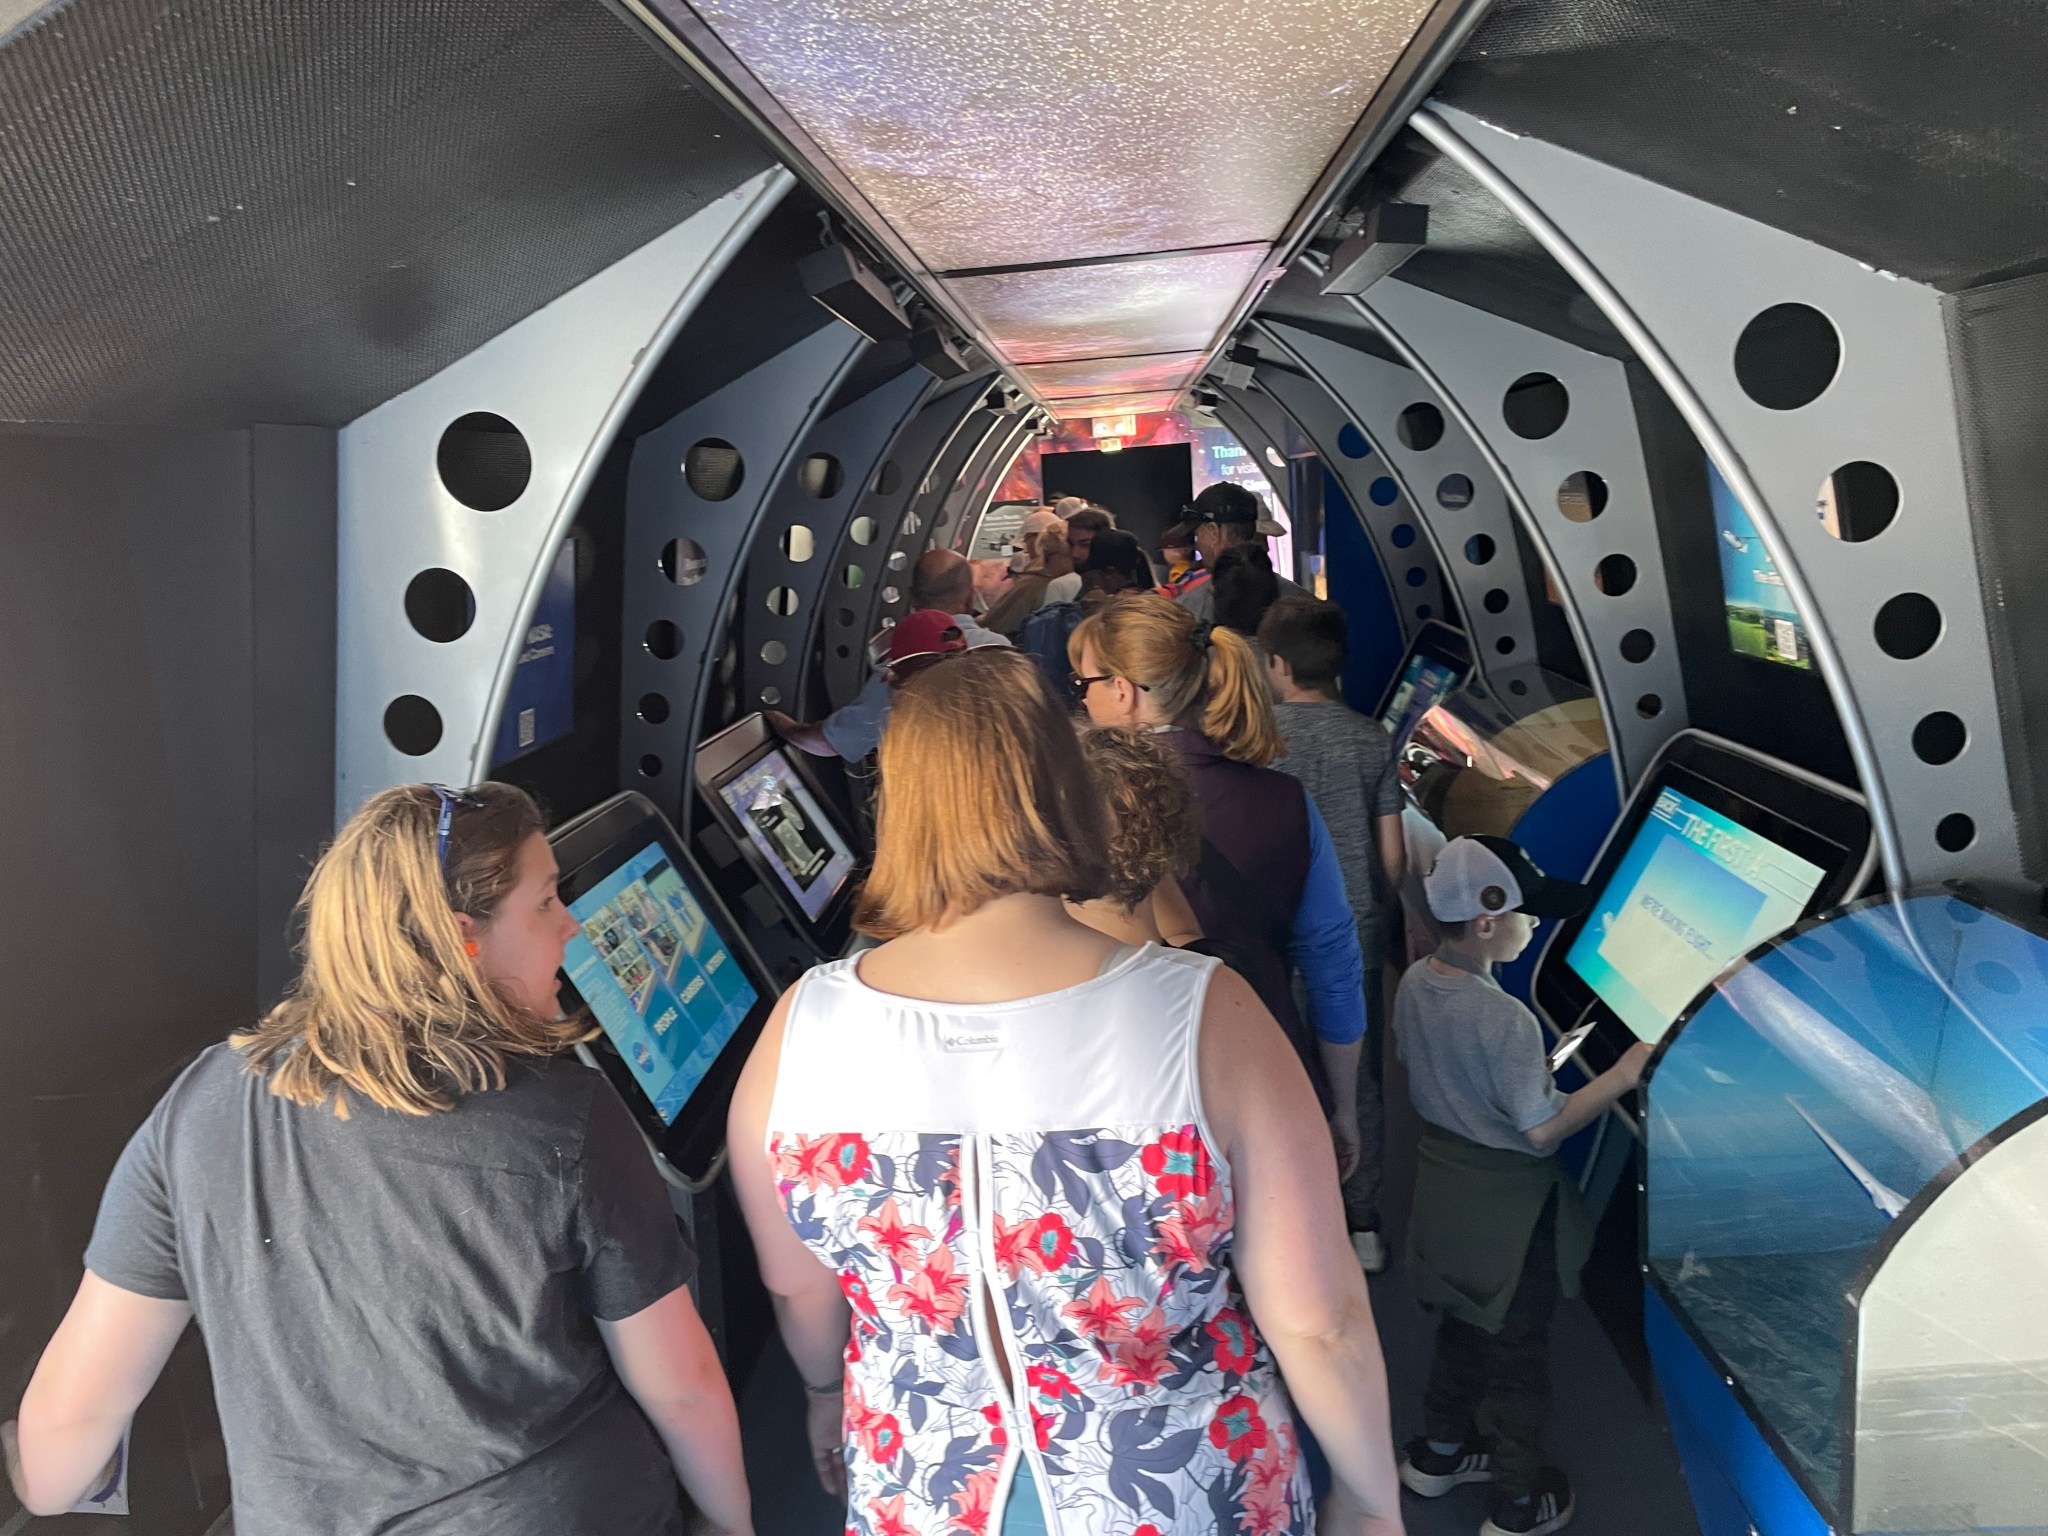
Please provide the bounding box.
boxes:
[855,648,1111,936]
[1069,592,1284,767]
[1075,726,1201,911]
[232,782,586,1117]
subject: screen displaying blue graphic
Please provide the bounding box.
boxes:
[1711,458,1812,670]
[718,748,856,922]
[564,842,757,1123]
[1379,653,1462,749]
[1567,788,1826,1042]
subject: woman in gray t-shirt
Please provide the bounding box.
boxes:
[3,784,751,1536]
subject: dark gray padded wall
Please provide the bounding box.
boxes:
[0,425,334,1531]
[0,0,767,426]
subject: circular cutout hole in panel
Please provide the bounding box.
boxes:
[644,619,683,660]
[1464,533,1495,566]
[874,460,903,496]
[404,568,475,643]
[1912,711,1966,764]
[1405,567,1428,588]
[1619,628,1657,663]
[660,537,708,586]
[1369,477,1399,507]
[637,692,670,724]
[1936,813,1975,852]
[1503,373,1569,439]
[683,439,744,501]
[1416,605,1432,620]
[1874,593,1941,659]
[903,513,923,536]
[1398,402,1445,452]
[1437,474,1473,509]
[881,585,902,605]
[760,640,788,666]
[837,608,856,627]
[436,413,531,511]
[766,586,800,617]
[1509,679,1528,696]
[1390,523,1416,549]
[843,565,865,590]
[799,453,843,499]
[835,644,851,659]
[1636,693,1664,719]
[1264,445,1286,470]
[761,686,782,707]
[1594,554,1637,596]
[638,754,663,778]
[1483,587,1510,614]
[1735,303,1841,410]
[849,515,879,547]
[887,550,908,571]
[1557,471,1608,523]
[1495,635,1516,655]
[383,695,443,756]
[1337,423,1372,459]
[782,525,816,562]
[1818,461,1899,542]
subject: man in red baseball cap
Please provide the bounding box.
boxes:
[882,608,968,684]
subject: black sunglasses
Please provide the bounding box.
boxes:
[428,784,483,869]
[1070,674,1150,699]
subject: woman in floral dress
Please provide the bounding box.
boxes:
[728,648,1403,1536]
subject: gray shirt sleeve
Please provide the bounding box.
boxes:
[1486,1004,1571,1138]
[84,1101,188,1301]
[576,1084,697,1321]
[1369,728,1405,818]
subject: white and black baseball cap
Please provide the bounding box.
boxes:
[1424,834,1592,923]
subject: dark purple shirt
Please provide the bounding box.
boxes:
[1162,729,1334,1114]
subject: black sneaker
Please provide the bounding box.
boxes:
[1480,1467,1575,1536]
[1398,1435,1493,1497]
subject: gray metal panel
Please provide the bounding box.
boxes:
[819,377,997,710]
[1243,355,1444,643]
[1259,317,1561,715]
[936,413,1036,562]
[336,171,790,817]
[1207,394,1293,514]
[621,319,867,813]
[1310,279,1686,786]
[1418,104,2019,896]
[735,363,936,720]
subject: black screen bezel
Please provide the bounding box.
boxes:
[695,716,859,944]
[1532,735,1872,1074]
[551,793,777,1182]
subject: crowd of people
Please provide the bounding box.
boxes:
[4,485,1648,1536]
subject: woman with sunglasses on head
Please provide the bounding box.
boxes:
[726,646,1404,1536]
[4,783,751,1536]
[1069,595,1371,1183]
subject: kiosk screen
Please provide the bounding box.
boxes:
[1565,786,1826,1043]
[564,841,758,1124]
[1380,651,1464,750]
[717,747,856,922]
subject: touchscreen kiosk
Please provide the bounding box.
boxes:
[551,791,775,1180]
[1377,621,1472,752]
[1534,731,1873,1066]
[696,713,859,939]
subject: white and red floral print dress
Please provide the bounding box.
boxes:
[765,943,1315,1536]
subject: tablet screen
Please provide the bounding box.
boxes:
[1565,786,1826,1043]
[563,841,759,1123]
[716,747,857,922]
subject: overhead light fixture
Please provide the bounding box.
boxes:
[799,234,911,342]
[1321,203,1430,295]
[1092,414,1138,440]
[908,318,971,379]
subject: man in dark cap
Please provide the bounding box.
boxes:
[1175,482,1306,622]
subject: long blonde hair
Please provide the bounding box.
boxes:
[1069,593,1284,767]
[232,782,586,1117]
[855,648,1111,936]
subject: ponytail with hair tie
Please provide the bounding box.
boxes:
[1189,619,1214,653]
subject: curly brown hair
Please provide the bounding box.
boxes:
[1074,725,1202,912]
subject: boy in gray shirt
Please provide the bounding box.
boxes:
[1260,597,1405,1273]
[1393,835,1649,1536]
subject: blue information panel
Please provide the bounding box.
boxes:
[1712,458,1813,671]
[1567,786,1826,1042]
[564,842,758,1123]
[1379,650,1463,750]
